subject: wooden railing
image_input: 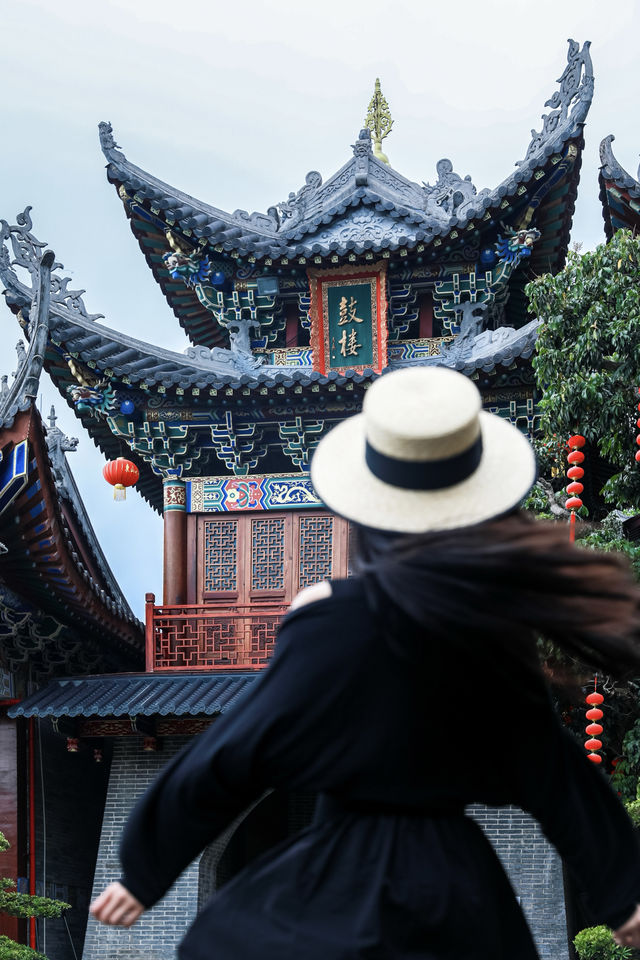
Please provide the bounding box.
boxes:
[144,593,287,672]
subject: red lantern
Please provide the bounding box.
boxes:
[584,678,604,764]
[565,435,586,542]
[102,457,139,501]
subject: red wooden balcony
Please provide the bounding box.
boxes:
[144,593,287,672]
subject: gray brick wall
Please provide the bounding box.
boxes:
[469,804,568,960]
[34,721,111,960]
[83,736,199,960]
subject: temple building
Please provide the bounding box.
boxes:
[1,39,596,960]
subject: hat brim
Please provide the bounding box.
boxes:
[310,410,537,533]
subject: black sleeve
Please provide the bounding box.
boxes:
[119,598,360,908]
[516,699,640,930]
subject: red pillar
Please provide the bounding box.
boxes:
[163,479,187,606]
[0,712,27,945]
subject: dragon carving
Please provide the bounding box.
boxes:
[67,381,117,416]
[495,227,541,268]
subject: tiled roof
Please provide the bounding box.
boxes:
[599,135,640,240]
[8,672,259,718]
[99,40,593,263]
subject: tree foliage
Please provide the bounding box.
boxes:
[528,230,640,509]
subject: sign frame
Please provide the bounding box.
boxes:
[307,262,388,375]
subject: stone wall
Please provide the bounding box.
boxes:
[83,736,199,960]
[469,804,568,960]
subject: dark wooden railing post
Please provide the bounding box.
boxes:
[145,592,155,672]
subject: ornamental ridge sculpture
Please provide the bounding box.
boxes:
[0,208,104,323]
[517,39,593,167]
[365,78,393,165]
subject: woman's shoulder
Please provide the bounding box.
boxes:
[286,577,369,619]
[289,579,333,611]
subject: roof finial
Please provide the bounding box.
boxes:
[48,405,57,431]
[365,78,393,165]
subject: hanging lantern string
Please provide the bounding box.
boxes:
[566,434,586,543]
[585,676,604,764]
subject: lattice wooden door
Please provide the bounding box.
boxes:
[196,511,349,606]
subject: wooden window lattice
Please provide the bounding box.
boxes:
[251,517,286,591]
[298,515,334,589]
[203,518,238,593]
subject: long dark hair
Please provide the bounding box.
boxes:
[353,511,640,677]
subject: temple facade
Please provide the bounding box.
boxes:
[0,38,598,960]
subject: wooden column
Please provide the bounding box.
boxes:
[0,713,26,944]
[163,479,187,606]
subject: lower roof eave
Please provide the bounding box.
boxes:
[7,671,260,720]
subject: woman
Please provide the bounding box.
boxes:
[91,367,640,957]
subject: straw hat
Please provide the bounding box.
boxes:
[310,367,536,533]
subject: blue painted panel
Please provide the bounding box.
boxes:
[0,440,30,517]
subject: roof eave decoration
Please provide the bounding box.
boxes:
[599,134,640,240]
[0,215,55,429]
[98,38,593,269]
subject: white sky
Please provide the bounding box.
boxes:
[1,0,639,619]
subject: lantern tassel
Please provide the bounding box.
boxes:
[113,483,126,502]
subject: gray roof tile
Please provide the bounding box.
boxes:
[9,672,259,718]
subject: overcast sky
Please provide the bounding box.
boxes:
[1,0,639,619]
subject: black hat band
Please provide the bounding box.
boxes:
[365,434,483,491]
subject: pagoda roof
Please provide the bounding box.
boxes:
[1,210,541,514]
[599,135,640,239]
[100,39,593,346]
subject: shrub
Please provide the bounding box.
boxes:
[0,831,69,960]
[573,925,633,959]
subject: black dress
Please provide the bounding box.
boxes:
[119,578,640,959]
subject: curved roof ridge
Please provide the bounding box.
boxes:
[599,134,640,196]
[99,122,281,240]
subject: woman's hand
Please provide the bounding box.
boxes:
[90,882,145,927]
[613,904,640,948]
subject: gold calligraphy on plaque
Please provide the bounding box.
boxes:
[339,328,362,357]
[337,295,364,326]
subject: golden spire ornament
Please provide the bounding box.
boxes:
[365,78,393,165]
